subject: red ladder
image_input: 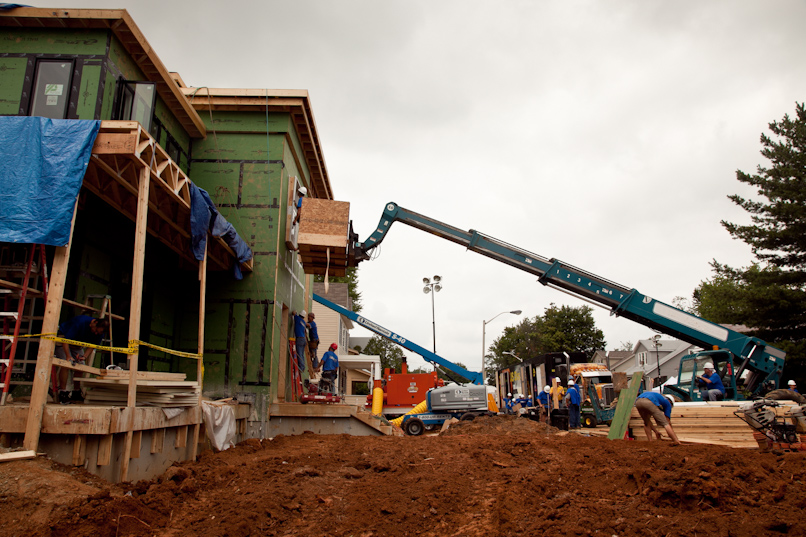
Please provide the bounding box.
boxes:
[289,337,304,402]
[1,244,49,405]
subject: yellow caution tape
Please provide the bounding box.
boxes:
[19,334,203,360]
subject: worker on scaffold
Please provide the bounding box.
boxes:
[320,343,339,394]
[291,310,308,373]
[55,315,109,404]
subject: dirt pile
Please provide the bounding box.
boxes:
[3,415,805,536]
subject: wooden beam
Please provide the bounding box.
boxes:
[23,200,78,452]
[150,428,165,454]
[130,430,142,459]
[189,243,207,461]
[175,425,188,448]
[0,279,125,320]
[97,434,113,466]
[120,165,149,483]
[72,434,86,466]
[0,450,36,463]
[607,372,644,440]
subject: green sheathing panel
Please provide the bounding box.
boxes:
[0,28,107,55]
[189,118,315,402]
[100,68,117,120]
[107,35,145,81]
[75,64,101,119]
[0,57,27,114]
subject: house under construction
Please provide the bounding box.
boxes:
[0,7,388,483]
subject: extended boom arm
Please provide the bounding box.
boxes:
[353,202,785,393]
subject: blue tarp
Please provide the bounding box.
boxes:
[0,117,101,246]
[190,183,253,280]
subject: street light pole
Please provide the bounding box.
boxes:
[423,276,442,354]
[482,309,522,385]
[651,334,663,384]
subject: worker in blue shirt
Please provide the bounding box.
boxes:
[696,362,726,401]
[503,392,514,414]
[566,380,581,428]
[56,315,109,404]
[320,343,339,394]
[537,385,550,421]
[307,312,320,370]
[788,380,799,393]
[635,391,680,444]
[291,310,308,372]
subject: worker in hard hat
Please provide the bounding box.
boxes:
[320,343,339,394]
[292,186,307,225]
[634,392,680,445]
[503,392,515,414]
[291,309,309,372]
[549,382,566,408]
[537,385,551,422]
[695,362,725,401]
[566,380,581,428]
[788,380,799,393]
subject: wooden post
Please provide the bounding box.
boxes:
[120,165,150,482]
[189,243,207,460]
[551,377,560,410]
[607,372,644,440]
[23,200,78,452]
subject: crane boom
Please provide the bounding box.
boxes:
[352,202,785,396]
[313,293,484,385]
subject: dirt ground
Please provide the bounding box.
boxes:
[2,415,805,537]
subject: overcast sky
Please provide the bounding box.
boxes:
[41,1,806,373]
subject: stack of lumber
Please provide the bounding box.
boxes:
[297,198,350,277]
[77,370,199,407]
[628,400,803,448]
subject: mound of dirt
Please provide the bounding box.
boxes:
[3,416,806,537]
[441,413,559,436]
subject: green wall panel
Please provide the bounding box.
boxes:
[191,132,285,161]
[75,64,100,119]
[199,111,291,133]
[108,35,145,81]
[0,57,26,114]
[0,28,107,55]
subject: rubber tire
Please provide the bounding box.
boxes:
[764,389,806,405]
[460,413,477,421]
[404,418,425,436]
[582,414,598,428]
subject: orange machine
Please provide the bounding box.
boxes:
[366,359,445,417]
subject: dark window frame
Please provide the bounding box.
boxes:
[27,58,76,119]
[112,77,157,133]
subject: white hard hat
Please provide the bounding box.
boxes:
[507,392,512,397]
[664,394,675,406]
[703,362,714,370]
[789,380,797,386]
[568,380,575,386]
[298,186,307,196]
[544,386,550,393]
[300,310,307,317]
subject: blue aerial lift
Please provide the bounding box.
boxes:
[349,202,786,402]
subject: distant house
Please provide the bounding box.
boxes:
[611,338,698,380]
[592,350,633,370]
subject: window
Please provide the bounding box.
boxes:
[115,80,156,132]
[29,60,73,119]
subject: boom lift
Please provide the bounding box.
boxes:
[349,202,786,401]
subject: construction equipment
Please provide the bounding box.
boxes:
[313,293,483,416]
[348,202,786,401]
[734,399,806,445]
[399,383,498,436]
[581,382,617,428]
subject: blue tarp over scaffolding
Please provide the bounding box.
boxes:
[0,117,101,246]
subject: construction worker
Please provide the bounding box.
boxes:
[634,392,680,445]
[537,385,551,421]
[503,392,514,414]
[56,315,109,404]
[566,380,581,429]
[307,312,320,370]
[291,310,308,372]
[320,343,339,394]
[292,186,307,225]
[696,362,725,401]
[549,382,566,408]
[788,380,799,393]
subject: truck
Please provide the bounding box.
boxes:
[496,351,588,409]
[348,202,787,402]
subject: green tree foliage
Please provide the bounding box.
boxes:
[358,335,405,372]
[314,267,362,312]
[486,304,606,381]
[693,103,806,382]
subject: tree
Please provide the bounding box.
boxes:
[693,103,806,381]
[359,335,405,372]
[314,267,362,312]
[485,304,606,382]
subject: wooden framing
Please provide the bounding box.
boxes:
[297,198,350,277]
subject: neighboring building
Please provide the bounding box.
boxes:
[311,283,353,353]
[611,338,698,381]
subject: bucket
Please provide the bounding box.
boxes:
[550,408,569,431]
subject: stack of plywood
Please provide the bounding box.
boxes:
[628,400,803,448]
[297,198,350,277]
[77,371,199,407]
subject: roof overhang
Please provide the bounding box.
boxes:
[182,88,333,200]
[0,7,206,139]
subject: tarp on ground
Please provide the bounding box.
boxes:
[0,117,101,246]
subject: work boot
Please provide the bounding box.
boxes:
[70,390,85,403]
